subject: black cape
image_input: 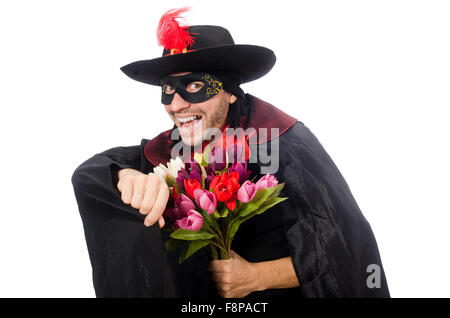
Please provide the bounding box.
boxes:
[72,94,389,297]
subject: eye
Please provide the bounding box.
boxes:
[162,84,175,94]
[186,81,204,93]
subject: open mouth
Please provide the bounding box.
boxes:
[177,115,203,132]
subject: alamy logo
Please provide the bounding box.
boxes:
[170,127,281,174]
[366,264,381,289]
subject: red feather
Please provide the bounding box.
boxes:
[157,7,195,52]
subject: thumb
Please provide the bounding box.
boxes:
[158,216,165,229]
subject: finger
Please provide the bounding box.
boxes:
[144,184,169,227]
[117,177,123,191]
[208,260,231,272]
[119,178,133,204]
[139,179,158,215]
[144,183,169,227]
[130,177,146,209]
[210,272,232,284]
[213,282,232,296]
[158,217,165,229]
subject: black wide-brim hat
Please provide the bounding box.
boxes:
[120,25,276,86]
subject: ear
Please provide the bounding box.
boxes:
[230,94,237,104]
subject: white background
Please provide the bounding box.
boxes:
[0,0,449,297]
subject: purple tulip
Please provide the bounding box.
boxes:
[175,194,196,215]
[193,189,217,215]
[204,166,215,189]
[163,207,179,222]
[163,195,197,230]
[255,174,278,191]
[209,147,227,171]
[176,168,192,190]
[236,180,257,203]
[175,210,204,231]
[189,170,202,184]
[185,159,202,183]
[229,161,251,184]
[163,206,184,230]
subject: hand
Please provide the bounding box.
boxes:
[117,168,169,228]
[208,250,262,298]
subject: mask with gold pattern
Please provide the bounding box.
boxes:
[161,72,223,104]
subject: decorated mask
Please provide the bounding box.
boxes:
[161,72,223,104]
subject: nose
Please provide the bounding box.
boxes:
[169,93,190,112]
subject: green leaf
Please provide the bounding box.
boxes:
[199,165,208,189]
[228,218,244,243]
[201,144,212,166]
[236,187,277,218]
[268,183,285,199]
[178,240,210,263]
[217,205,230,218]
[170,228,214,241]
[199,209,222,235]
[173,183,184,197]
[250,197,288,217]
[165,238,186,252]
[165,174,176,187]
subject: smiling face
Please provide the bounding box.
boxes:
[163,72,237,146]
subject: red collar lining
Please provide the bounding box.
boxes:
[144,95,297,166]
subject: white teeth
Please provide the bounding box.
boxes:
[177,116,199,123]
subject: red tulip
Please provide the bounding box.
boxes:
[225,195,237,211]
[209,172,240,202]
[172,186,179,201]
[184,179,202,199]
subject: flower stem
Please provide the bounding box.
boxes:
[202,222,226,248]
[209,245,219,260]
[219,247,229,259]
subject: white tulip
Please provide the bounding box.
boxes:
[152,166,168,183]
[150,157,184,186]
[167,157,185,179]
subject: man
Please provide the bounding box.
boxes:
[72,8,389,298]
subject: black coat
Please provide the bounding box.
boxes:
[72,95,389,297]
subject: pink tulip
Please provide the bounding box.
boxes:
[236,180,257,203]
[175,210,204,231]
[194,189,217,215]
[175,194,196,215]
[255,174,278,191]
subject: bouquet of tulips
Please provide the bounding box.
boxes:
[152,141,288,263]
